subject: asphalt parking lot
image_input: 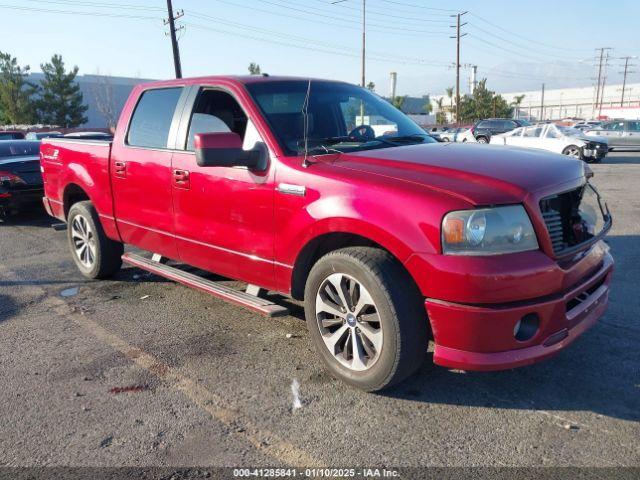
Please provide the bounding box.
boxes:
[0,152,638,470]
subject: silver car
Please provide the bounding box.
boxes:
[584,120,640,150]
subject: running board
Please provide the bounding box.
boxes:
[122,253,289,317]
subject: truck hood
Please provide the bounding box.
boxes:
[330,143,586,206]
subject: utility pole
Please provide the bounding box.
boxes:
[540,83,545,121]
[598,50,611,118]
[164,0,184,79]
[450,11,467,126]
[331,0,365,87]
[619,56,637,107]
[593,47,612,117]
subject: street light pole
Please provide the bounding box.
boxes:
[361,0,366,88]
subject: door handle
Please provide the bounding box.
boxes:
[173,169,190,188]
[114,160,126,176]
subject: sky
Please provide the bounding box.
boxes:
[1,0,639,97]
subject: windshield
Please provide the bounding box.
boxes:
[246,80,435,155]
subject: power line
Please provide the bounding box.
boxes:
[310,0,452,24]
[467,22,584,62]
[469,12,594,53]
[376,0,458,13]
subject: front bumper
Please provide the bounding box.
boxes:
[0,187,43,213]
[425,248,613,371]
[582,145,608,159]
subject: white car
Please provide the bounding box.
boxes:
[489,123,609,162]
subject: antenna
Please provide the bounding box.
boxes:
[302,79,312,168]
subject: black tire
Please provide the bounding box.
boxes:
[67,201,123,279]
[304,247,428,391]
[476,136,489,144]
[441,137,450,142]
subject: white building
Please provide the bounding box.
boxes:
[431,82,640,122]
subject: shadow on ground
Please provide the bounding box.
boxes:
[602,152,640,164]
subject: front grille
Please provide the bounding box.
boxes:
[542,209,565,253]
[540,185,599,256]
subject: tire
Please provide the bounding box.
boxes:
[304,247,428,391]
[562,145,582,159]
[441,137,450,142]
[476,136,489,144]
[67,201,123,279]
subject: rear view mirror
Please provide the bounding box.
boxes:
[194,132,262,169]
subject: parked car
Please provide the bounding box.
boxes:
[25,131,64,140]
[584,120,640,150]
[0,140,43,217]
[426,126,451,142]
[573,121,602,131]
[0,130,26,140]
[452,127,476,143]
[439,127,467,142]
[40,76,613,391]
[490,123,609,163]
[471,118,531,143]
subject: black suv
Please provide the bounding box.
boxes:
[471,118,531,143]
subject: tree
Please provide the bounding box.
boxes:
[248,62,261,75]
[90,69,117,129]
[457,79,511,124]
[511,94,525,119]
[0,51,38,124]
[435,98,447,125]
[423,97,433,116]
[445,86,454,112]
[392,95,406,111]
[366,81,375,92]
[37,54,88,127]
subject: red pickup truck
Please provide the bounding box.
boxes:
[40,76,613,391]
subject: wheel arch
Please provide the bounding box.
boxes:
[290,230,415,301]
[62,183,91,219]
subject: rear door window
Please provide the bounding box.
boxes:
[127,87,183,149]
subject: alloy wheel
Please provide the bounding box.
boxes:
[563,146,581,158]
[71,214,96,268]
[315,273,383,371]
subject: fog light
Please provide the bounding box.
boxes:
[513,313,539,341]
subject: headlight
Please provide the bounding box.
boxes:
[442,205,539,255]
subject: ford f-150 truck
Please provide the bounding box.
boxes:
[40,76,613,391]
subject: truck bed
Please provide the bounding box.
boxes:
[40,138,116,232]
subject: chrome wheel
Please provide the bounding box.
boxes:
[71,214,96,268]
[315,273,383,371]
[563,146,581,158]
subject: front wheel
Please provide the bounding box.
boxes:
[562,145,582,159]
[67,201,123,279]
[476,136,489,144]
[304,247,428,391]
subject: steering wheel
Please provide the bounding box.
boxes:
[348,124,376,141]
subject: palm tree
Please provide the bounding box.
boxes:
[436,98,446,125]
[446,87,454,113]
[512,94,525,119]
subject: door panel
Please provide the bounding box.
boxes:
[111,86,186,259]
[171,87,277,290]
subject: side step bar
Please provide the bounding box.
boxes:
[122,253,289,317]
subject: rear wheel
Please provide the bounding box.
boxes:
[562,145,582,159]
[304,247,428,391]
[67,201,123,279]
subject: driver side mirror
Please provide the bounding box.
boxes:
[194,132,262,169]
